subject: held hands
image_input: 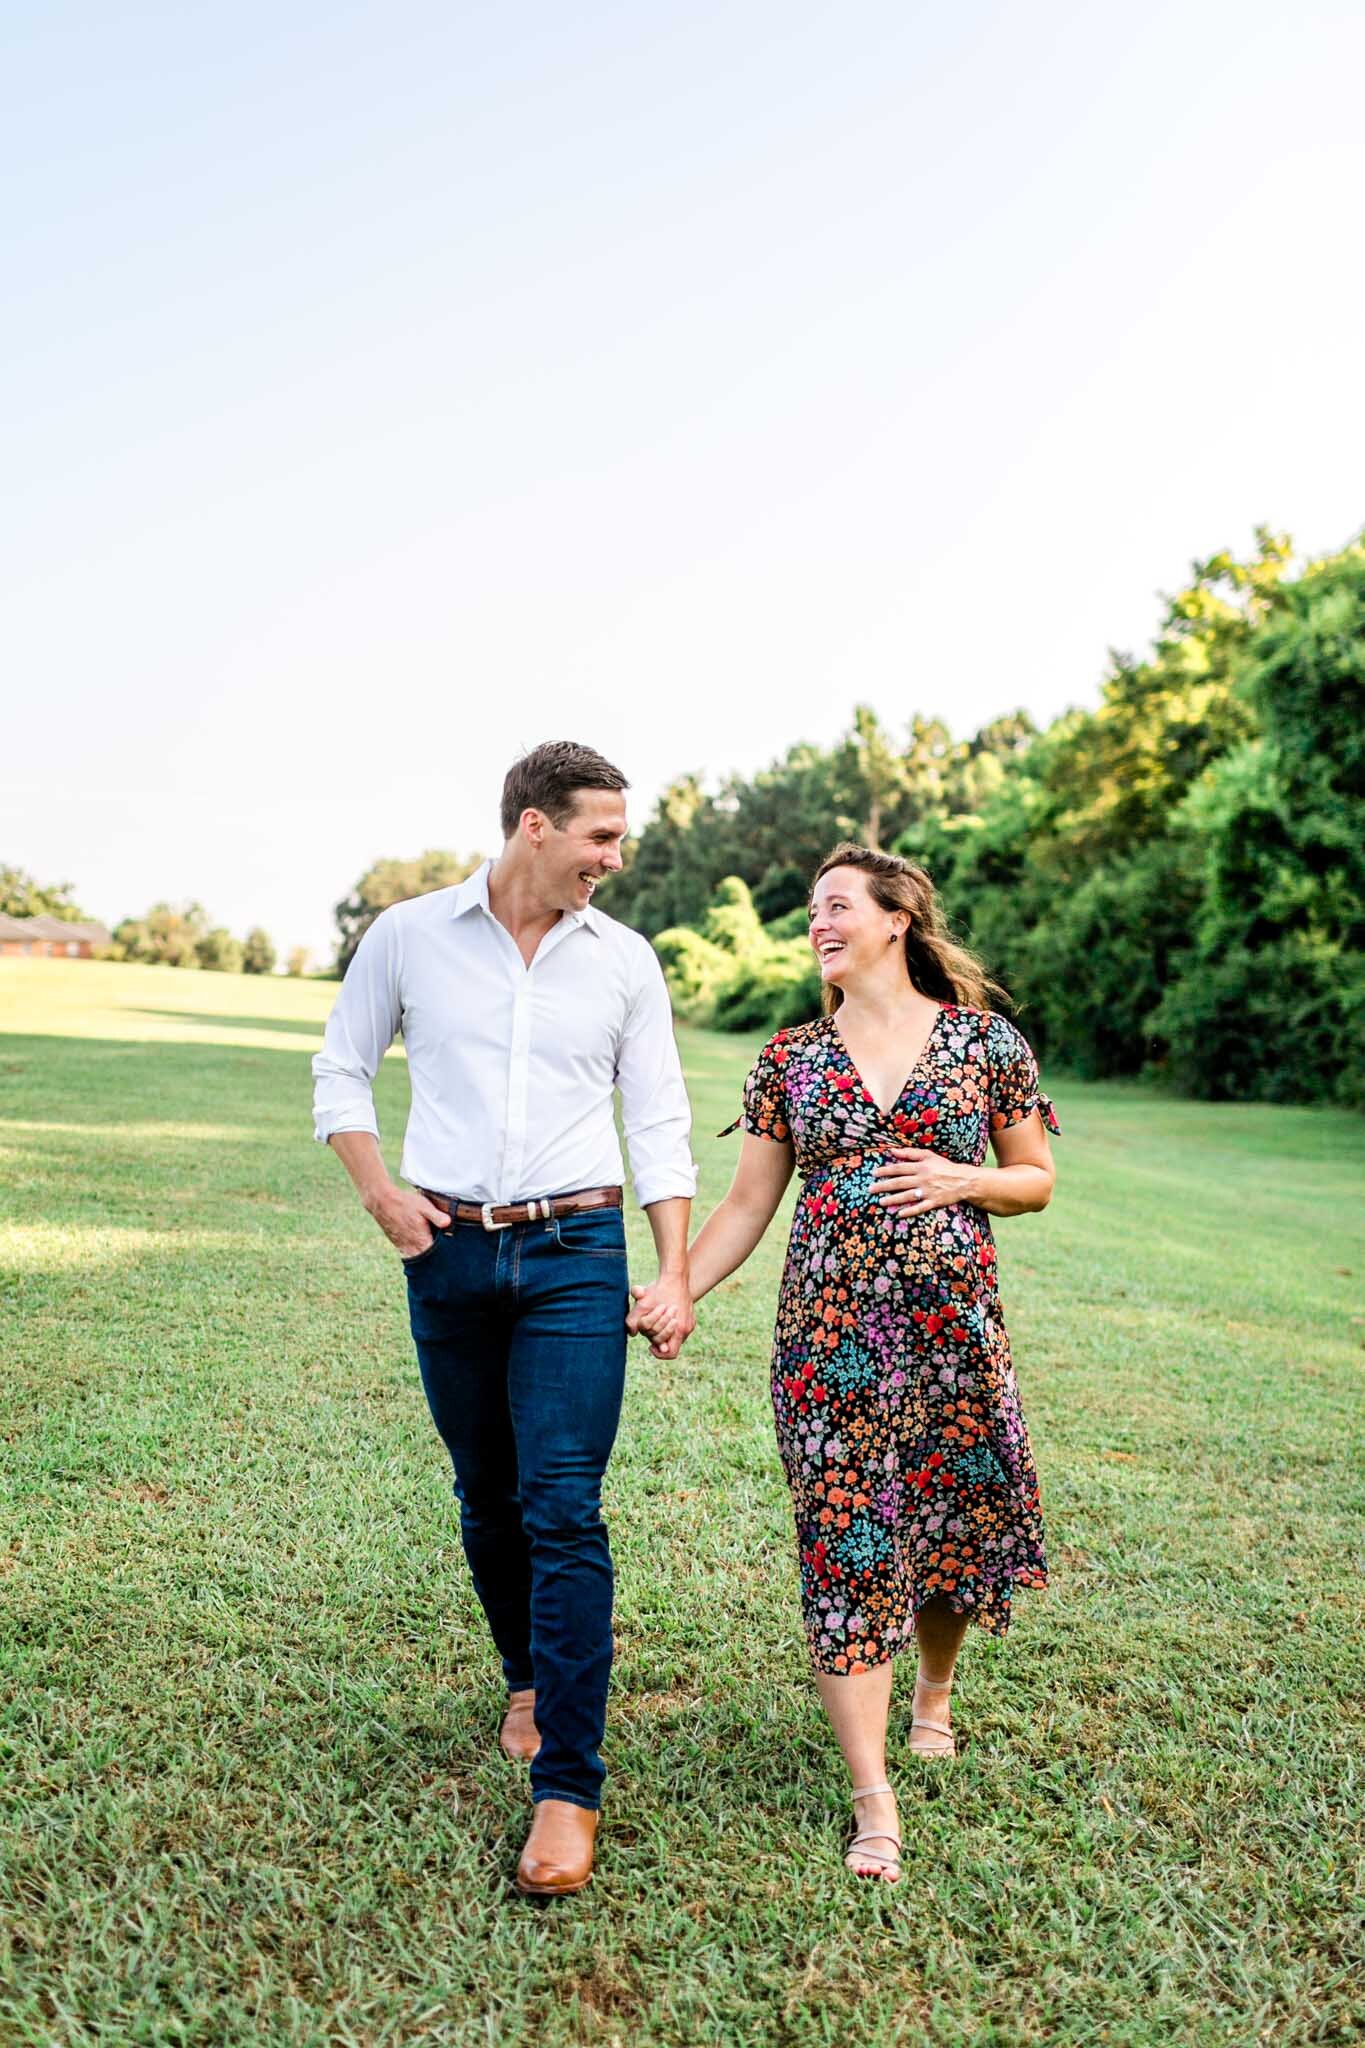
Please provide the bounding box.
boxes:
[872,1146,972,1217]
[626,1271,696,1361]
[367,1182,453,1259]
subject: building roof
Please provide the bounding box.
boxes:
[0,913,112,945]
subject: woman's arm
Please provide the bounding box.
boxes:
[688,1133,797,1300]
[971,1114,1055,1213]
[872,1112,1055,1220]
[629,1133,796,1339]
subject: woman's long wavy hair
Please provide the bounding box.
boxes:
[812,842,1006,1015]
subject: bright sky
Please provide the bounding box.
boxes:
[5,1,1362,963]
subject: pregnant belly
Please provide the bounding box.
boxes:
[787,1187,992,1306]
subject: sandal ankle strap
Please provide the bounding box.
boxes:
[850,1781,894,1800]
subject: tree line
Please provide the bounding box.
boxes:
[0,871,307,977]
[287,525,1365,1110]
[607,528,1363,1109]
[106,905,300,977]
[10,525,1359,1108]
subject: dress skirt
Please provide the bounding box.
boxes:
[723,1004,1058,1675]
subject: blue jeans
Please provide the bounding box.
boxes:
[403,1205,629,1811]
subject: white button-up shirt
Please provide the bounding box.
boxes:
[311,860,697,1208]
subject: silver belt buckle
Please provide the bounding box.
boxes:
[480,1201,511,1231]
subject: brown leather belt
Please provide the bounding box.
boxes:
[420,1185,623,1231]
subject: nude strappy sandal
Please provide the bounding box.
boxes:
[910,1671,957,1758]
[846,1782,902,1882]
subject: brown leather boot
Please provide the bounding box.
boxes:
[515,1799,598,1896]
[499,1690,541,1762]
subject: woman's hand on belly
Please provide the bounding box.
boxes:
[871,1145,976,1218]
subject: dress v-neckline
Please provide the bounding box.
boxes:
[830,1005,946,1120]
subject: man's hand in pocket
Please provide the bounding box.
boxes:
[367,1184,453,1258]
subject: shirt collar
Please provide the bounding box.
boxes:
[450,861,494,919]
[450,859,600,936]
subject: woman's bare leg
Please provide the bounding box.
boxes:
[911,1596,971,1750]
[815,1663,900,1880]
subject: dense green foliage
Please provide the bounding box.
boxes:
[108,902,278,977]
[613,707,1037,936]
[611,531,1364,1107]
[110,900,214,968]
[0,865,87,921]
[242,926,277,975]
[194,926,244,974]
[653,877,821,1030]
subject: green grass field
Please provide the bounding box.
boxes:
[2,960,1361,2047]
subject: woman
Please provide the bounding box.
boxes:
[636,843,1058,1883]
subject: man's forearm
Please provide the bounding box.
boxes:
[643,1196,691,1276]
[328,1130,398,1212]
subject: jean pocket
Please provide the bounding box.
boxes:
[548,1215,627,1259]
[401,1235,443,1271]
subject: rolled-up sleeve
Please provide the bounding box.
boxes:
[311,911,402,1145]
[615,945,698,1207]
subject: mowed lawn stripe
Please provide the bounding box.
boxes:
[1,961,1360,2047]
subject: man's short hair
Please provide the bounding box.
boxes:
[500,741,630,841]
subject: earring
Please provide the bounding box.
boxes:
[888,932,898,945]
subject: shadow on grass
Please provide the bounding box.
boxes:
[127,1010,328,1037]
[0,1032,408,1142]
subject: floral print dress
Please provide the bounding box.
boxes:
[723,1004,1059,1675]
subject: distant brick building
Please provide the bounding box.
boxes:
[0,914,112,959]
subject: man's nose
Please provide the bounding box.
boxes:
[602,848,624,872]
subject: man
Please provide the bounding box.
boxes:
[311,741,697,1896]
